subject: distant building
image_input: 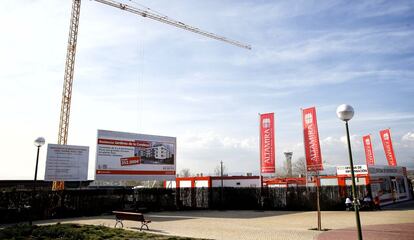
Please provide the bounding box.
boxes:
[165,175,261,188]
[165,164,413,207]
[313,165,413,206]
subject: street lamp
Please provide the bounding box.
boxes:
[336,104,363,240]
[31,137,45,225]
[33,137,45,189]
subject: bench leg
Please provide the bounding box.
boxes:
[140,222,149,231]
[114,219,123,228]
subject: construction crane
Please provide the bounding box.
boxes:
[53,0,251,190]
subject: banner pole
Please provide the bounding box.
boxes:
[300,108,306,185]
[316,169,321,231]
[258,113,263,208]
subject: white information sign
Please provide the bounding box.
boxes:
[95,129,176,181]
[45,144,89,181]
[336,164,368,176]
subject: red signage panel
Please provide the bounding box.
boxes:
[260,113,275,173]
[120,156,141,166]
[380,129,397,166]
[302,107,323,171]
[362,135,375,166]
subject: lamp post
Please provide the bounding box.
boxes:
[220,161,224,209]
[33,137,45,190]
[336,104,363,240]
[31,137,45,225]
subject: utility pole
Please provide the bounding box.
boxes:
[220,161,224,209]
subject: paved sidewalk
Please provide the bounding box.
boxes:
[28,201,414,240]
[316,201,414,240]
[317,223,414,240]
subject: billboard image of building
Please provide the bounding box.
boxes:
[95,129,176,181]
[135,143,174,163]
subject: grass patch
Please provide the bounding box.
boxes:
[0,223,204,240]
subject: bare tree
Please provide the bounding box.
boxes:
[293,157,307,177]
[214,163,227,176]
[275,167,288,178]
[179,168,191,177]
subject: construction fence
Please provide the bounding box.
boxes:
[0,185,366,224]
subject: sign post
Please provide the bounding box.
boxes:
[316,170,321,231]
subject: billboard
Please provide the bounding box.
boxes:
[302,107,323,171]
[380,129,397,166]
[362,135,375,166]
[260,113,275,174]
[95,130,176,180]
[45,144,89,181]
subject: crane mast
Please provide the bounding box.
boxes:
[53,0,81,191]
[58,0,81,146]
[54,0,250,190]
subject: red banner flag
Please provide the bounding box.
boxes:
[260,113,275,173]
[302,107,323,171]
[380,129,397,166]
[362,135,375,166]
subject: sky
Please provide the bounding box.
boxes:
[0,0,413,180]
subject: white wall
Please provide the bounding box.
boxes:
[195,180,209,188]
[179,180,192,188]
[320,178,338,186]
[212,178,260,188]
[165,180,176,188]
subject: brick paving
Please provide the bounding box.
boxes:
[317,223,414,240]
[32,201,414,240]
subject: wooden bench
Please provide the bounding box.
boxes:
[112,211,151,230]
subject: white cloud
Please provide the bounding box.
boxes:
[179,131,257,151]
[402,132,414,142]
[355,112,414,123]
[320,135,360,148]
[1,1,414,180]
[340,134,361,147]
[401,131,414,149]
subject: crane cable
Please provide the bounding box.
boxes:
[128,0,170,20]
[136,15,145,132]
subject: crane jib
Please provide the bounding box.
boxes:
[93,0,251,50]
